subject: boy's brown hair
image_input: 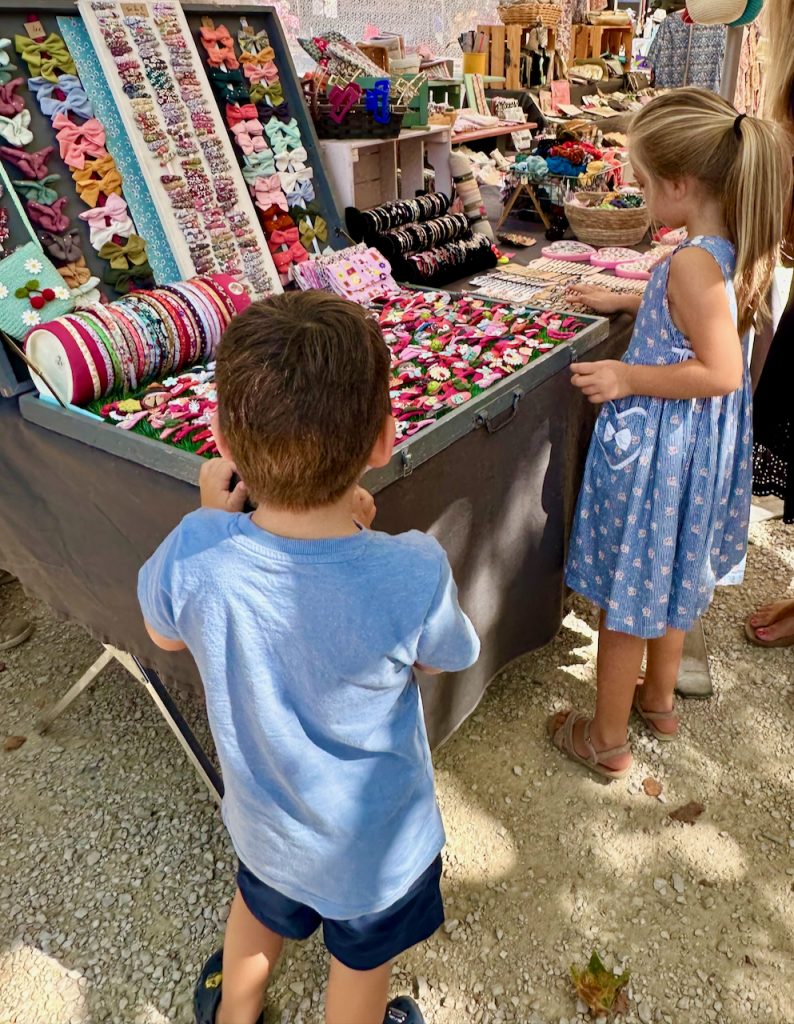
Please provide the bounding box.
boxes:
[215,290,391,509]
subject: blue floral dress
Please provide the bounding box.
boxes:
[565,235,752,639]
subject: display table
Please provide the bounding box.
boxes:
[453,122,538,147]
[319,126,453,209]
[0,317,632,763]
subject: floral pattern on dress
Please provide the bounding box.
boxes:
[565,235,752,639]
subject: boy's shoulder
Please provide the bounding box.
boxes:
[167,508,237,560]
[366,528,447,571]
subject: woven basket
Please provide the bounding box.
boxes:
[564,192,649,246]
[302,79,405,139]
[497,1,562,27]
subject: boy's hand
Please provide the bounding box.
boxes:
[567,285,623,315]
[352,486,376,528]
[570,360,632,404]
[199,458,248,513]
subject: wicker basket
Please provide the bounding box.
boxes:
[564,192,649,246]
[302,79,405,139]
[497,2,562,27]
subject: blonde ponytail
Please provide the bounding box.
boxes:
[630,88,792,334]
[763,0,794,137]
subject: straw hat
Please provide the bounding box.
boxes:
[729,0,764,25]
[685,0,746,24]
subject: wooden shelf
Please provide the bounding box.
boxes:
[453,122,537,144]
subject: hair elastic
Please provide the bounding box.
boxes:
[733,112,747,138]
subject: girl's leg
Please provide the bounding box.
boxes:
[641,627,685,736]
[325,957,392,1024]
[217,889,284,1024]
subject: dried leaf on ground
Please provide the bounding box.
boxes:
[3,735,26,752]
[613,989,630,1017]
[669,801,705,824]
[642,777,662,797]
[570,951,630,1017]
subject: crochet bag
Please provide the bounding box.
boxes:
[0,241,74,341]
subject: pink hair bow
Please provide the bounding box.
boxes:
[269,226,299,249]
[245,60,279,83]
[231,119,266,155]
[79,192,134,247]
[253,174,288,212]
[53,114,107,170]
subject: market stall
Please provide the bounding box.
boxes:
[0,0,644,798]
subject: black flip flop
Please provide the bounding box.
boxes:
[193,948,265,1024]
[386,996,426,1023]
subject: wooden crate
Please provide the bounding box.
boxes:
[477,23,506,79]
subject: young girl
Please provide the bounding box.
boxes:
[550,88,791,779]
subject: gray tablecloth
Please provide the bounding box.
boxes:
[0,321,630,747]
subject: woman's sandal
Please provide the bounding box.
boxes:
[633,688,678,742]
[547,710,632,781]
[744,603,794,648]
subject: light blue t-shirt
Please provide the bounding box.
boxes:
[138,509,479,919]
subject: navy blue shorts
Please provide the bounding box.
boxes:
[236,854,444,971]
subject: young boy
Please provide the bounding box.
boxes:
[137,291,480,1024]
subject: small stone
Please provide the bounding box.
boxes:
[513,765,523,776]
[289,981,305,997]
[672,874,685,894]
[653,878,667,894]
[86,852,101,867]
[638,1001,653,1024]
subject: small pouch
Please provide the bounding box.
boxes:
[0,240,74,339]
[594,401,648,471]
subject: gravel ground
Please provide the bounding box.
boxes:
[1,516,792,1024]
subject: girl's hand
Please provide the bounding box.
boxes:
[570,360,633,404]
[199,458,249,512]
[352,486,376,528]
[567,285,623,315]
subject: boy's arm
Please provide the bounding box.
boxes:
[415,551,480,675]
[145,620,187,652]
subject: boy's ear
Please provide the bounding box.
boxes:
[368,415,396,470]
[210,411,234,463]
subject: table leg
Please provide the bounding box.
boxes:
[37,647,114,732]
[527,183,552,230]
[676,621,713,699]
[497,183,525,230]
[319,144,358,209]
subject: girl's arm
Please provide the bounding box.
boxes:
[571,248,744,403]
[567,285,643,317]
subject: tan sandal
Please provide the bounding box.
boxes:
[547,710,632,781]
[633,688,678,742]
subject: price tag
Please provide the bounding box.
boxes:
[24,20,45,40]
[121,3,149,16]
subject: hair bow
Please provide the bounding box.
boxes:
[104,261,154,293]
[225,102,258,126]
[97,233,148,271]
[72,156,123,207]
[26,197,70,233]
[27,75,93,120]
[238,28,270,54]
[38,227,83,264]
[270,243,308,277]
[261,210,295,236]
[13,174,61,205]
[299,214,327,250]
[286,178,316,208]
[71,278,102,308]
[200,25,240,69]
[79,192,134,246]
[0,109,32,146]
[242,150,276,183]
[259,101,292,125]
[253,175,287,212]
[0,144,52,179]
[257,82,284,107]
[53,114,107,170]
[269,225,300,249]
[0,77,24,117]
[274,145,308,173]
[0,38,12,67]
[207,66,248,103]
[242,55,278,82]
[265,119,302,154]
[15,33,77,82]
[231,120,266,155]
[58,255,92,289]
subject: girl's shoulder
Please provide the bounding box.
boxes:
[674,235,736,276]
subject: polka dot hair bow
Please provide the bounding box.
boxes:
[0,144,52,180]
[0,77,24,117]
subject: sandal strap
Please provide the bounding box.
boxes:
[582,719,630,764]
[634,691,677,721]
